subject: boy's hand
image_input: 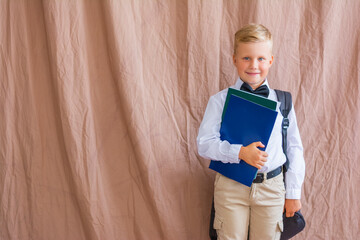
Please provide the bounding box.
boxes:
[284,199,302,217]
[238,142,268,169]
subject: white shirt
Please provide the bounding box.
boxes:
[197,78,305,199]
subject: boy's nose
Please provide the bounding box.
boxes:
[250,60,258,68]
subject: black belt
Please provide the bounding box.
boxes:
[253,166,282,183]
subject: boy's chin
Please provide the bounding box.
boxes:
[241,78,265,87]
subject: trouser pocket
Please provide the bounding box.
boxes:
[275,220,283,239]
[213,215,223,230]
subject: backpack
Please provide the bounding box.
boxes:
[209,89,293,240]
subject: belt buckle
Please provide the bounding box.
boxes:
[253,174,264,183]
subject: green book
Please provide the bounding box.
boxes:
[221,88,278,120]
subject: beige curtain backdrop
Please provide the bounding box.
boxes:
[1,0,359,239]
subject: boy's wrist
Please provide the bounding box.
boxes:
[238,146,244,160]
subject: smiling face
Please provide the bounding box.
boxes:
[233,41,274,90]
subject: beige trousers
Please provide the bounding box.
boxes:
[214,173,285,240]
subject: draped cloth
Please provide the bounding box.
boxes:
[1,1,359,239]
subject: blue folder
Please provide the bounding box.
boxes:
[222,88,278,120]
[209,94,278,187]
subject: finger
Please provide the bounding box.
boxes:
[286,211,295,218]
[258,160,266,167]
[255,142,265,148]
[257,161,264,169]
[257,156,267,164]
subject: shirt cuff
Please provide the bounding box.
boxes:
[285,189,302,199]
[227,144,242,163]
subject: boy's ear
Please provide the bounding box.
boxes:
[233,55,237,65]
[269,55,274,65]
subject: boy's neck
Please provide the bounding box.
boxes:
[242,79,266,90]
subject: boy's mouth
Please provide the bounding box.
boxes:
[246,72,260,76]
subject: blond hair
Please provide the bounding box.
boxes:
[234,24,273,54]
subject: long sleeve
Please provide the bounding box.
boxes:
[196,90,242,164]
[284,105,306,199]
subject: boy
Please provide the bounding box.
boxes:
[197,24,305,240]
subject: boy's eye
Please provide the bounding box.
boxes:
[258,57,265,61]
[243,57,250,60]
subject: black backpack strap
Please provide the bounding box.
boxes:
[274,89,292,173]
